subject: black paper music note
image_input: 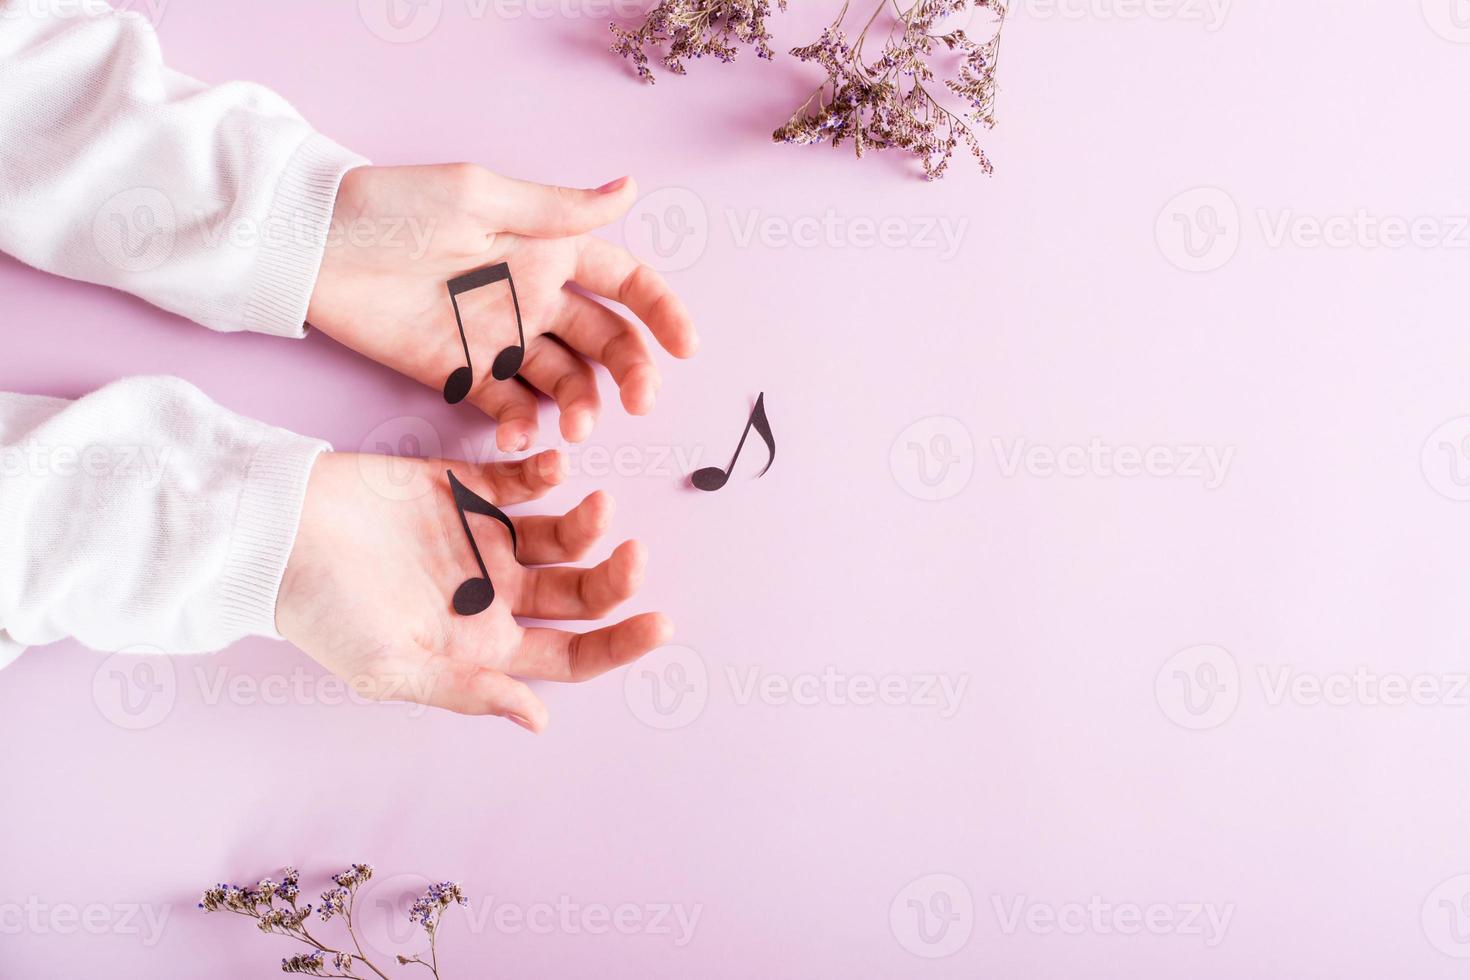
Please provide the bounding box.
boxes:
[691,392,775,492]
[442,262,526,404]
[446,469,519,616]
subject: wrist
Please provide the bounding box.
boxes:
[262,141,368,337]
[224,432,329,640]
[273,449,336,643]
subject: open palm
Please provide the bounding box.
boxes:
[275,450,670,728]
[307,165,699,450]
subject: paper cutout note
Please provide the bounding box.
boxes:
[442,262,527,404]
[447,469,519,615]
[692,392,775,491]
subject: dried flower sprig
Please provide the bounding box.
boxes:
[774,0,1007,178]
[609,0,786,83]
[200,866,468,979]
[396,883,467,976]
[611,0,1006,176]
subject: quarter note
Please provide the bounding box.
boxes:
[691,392,775,492]
[446,469,519,616]
[442,262,527,405]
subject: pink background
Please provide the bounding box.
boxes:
[5,0,1470,976]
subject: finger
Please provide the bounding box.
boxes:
[513,612,674,683]
[418,657,549,731]
[518,539,646,620]
[555,291,660,415]
[518,337,601,442]
[480,170,638,238]
[573,237,699,359]
[474,448,568,505]
[466,377,540,452]
[513,491,614,565]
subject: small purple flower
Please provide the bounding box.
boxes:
[408,882,468,933]
[318,887,349,922]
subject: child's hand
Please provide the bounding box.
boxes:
[307,165,699,449]
[275,450,670,728]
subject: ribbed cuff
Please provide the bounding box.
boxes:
[242,131,369,338]
[217,433,331,640]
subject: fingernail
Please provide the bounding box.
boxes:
[596,176,629,194]
[507,713,537,732]
[515,432,530,452]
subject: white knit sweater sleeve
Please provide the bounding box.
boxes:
[0,0,368,336]
[0,377,329,670]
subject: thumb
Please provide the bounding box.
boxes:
[417,659,550,730]
[484,172,638,238]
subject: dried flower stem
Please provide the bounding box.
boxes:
[200,866,465,979]
[775,0,1007,178]
[609,0,785,83]
[340,891,394,980]
[612,0,1006,176]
